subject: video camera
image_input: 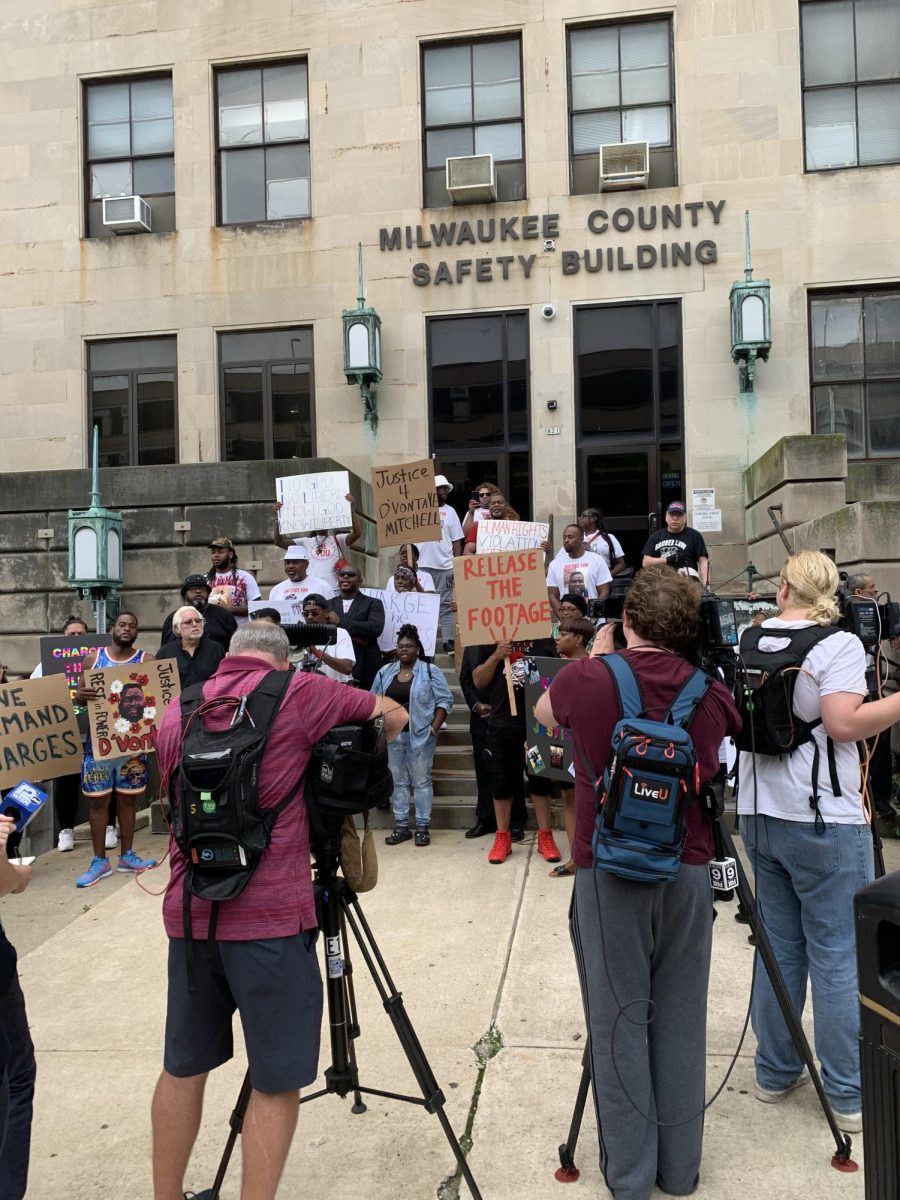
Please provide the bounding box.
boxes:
[281,622,338,650]
[820,549,900,651]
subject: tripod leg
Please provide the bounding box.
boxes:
[555,1046,591,1182]
[718,820,854,1165]
[209,1070,253,1200]
[340,892,484,1200]
[338,905,367,1114]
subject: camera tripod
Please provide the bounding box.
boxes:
[555,795,857,1185]
[207,832,483,1200]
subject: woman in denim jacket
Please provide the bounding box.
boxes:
[371,624,453,847]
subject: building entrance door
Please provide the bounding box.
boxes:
[580,445,684,569]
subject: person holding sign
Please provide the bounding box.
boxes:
[462,493,520,553]
[414,475,464,652]
[371,625,454,847]
[273,494,362,594]
[546,525,612,617]
[73,612,158,889]
[207,538,262,621]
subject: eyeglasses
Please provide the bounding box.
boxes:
[477,491,492,497]
[180,618,204,627]
[337,570,357,578]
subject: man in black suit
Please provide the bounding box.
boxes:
[159,575,237,652]
[323,565,385,690]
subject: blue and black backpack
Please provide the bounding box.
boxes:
[589,654,710,883]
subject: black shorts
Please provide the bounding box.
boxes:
[164,930,322,1093]
[488,726,554,801]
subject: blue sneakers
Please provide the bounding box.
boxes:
[117,848,158,873]
[76,856,112,888]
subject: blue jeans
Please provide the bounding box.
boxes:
[0,974,36,1200]
[739,815,874,1115]
[388,733,436,828]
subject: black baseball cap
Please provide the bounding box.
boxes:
[180,574,211,598]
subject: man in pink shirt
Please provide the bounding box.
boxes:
[150,621,407,1200]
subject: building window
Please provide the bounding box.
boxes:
[427,313,531,518]
[422,37,525,208]
[88,338,178,467]
[801,0,900,171]
[568,19,675,195]
[84,75,175,237]
[811,291,900,457]
[215,62,310,225]
[220,328,314,461]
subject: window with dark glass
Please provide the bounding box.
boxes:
[810,291,900,457]
[422,37,525,207]
[215,61,310,225]
[568,19,675,194]
[88,338,177,467]
[801,0,900,171]
[84,75,175,237]
[220,328,314,461]
[428,313,531,518]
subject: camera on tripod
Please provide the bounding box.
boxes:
[281,621,338,651]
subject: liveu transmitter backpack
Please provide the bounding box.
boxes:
[591,654,709,883]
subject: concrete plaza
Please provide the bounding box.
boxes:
[4,824,895,1200]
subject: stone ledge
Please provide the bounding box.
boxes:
[743,434,847,506]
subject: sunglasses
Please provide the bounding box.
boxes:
[337,570,358,578]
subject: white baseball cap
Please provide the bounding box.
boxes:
[284,545,310,561]
[434,474,453,492]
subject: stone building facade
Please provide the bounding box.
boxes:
[1,0,899,609]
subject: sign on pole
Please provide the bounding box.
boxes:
[40,633,111,732]
[524,657,576,783]
[276,470,351,537]
[453,550,553,648]
[85,659,181,762]
[362,588,441,657]
[371,459,441,547]
[475,519,549,555]
[0,675,84,789]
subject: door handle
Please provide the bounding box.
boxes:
[648,511,658,531]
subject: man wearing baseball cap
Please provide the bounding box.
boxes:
[207,536,261,621]
[159,575,237,651]
[268,546,334,602]
[641,501,710,585]
[414,474,464,652]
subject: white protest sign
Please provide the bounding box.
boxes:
[362,588,441,657]
[276,470,351,536]
[249,598,312,624]
[476,519,550,554]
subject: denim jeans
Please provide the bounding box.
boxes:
[0,974,36,1200]
[388,732,436,828]
[739,814,874,1115]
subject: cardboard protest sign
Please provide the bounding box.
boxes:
[476,519,549,555]
[362,588,441,657]
[524,657,575,783]
[40,633,111,732]
[276,470,351,536]
[453,550,553,649]
[371,459,441,547]
[85,658,181,762]
[0,676,83,789]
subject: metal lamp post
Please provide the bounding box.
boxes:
[730,210,772,393]
[67,425,124,634]
[342,242,382,424]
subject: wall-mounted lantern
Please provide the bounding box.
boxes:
[730,210,772,393]
[67,425,123,633]
[342,242,382,424]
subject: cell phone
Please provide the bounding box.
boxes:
[471,491,480,501]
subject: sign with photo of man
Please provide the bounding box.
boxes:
[85,658,181,762]
[524,657,575,783]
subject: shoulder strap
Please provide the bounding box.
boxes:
[600,654,643,719]
[245,670,293,727]
[667,668,711,730]
[740,623,840,659]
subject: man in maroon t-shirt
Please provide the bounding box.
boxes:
[150,621,407,1200]
[536,567,740,1200]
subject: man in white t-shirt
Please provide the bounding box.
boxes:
[414,474,464,651]
[296,595,356,682]
[207,537,261,623]
[268,546,335,602]
[546,524,612,616]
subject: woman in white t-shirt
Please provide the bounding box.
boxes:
[738,550,900,1132]
[578,508,627,575]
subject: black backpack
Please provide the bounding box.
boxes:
[735,623,846,821]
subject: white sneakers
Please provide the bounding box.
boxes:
[105,825,118,850]
[57,828,75,853]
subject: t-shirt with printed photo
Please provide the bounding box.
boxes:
[546,552,612,598]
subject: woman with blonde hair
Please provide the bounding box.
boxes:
[739,549,900,1132]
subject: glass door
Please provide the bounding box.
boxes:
[581,449,656,570]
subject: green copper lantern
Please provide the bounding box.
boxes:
[730,211,772,393]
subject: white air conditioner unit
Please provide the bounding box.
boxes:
[101,195,152,234]
[445,154,497,204]
[599,141,649,191]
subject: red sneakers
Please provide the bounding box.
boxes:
[488,831,513,864]
[537,830,562,862]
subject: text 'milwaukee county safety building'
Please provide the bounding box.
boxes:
[1,0,899,638]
